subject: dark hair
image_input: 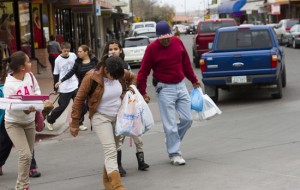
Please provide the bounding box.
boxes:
[8,51,27,72]
[104,56,124,80]
[79,44,92,57]
[60,42,71,49]
[102,40,125,60]
[50,35,56,41]
[0,14,9,25]
[33,7,38,13]
[0,57,10,83]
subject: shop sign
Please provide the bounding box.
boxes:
[96,5,101,16]
[79,0,90,4]
[271,4,280,15]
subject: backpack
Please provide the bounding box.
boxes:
[0,84,5,127]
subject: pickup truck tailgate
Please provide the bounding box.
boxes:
[203,50,275,77]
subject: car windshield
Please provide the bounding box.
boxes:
[200,21,236,33]
[136,32,156,38]
[134,24,144,29]
[124,38,149,47]
[217,30,272,50]
[145,23,155,27]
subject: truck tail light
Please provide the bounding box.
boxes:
[200,58,207,72]
[271,55,278,68]
[285,27,291,31]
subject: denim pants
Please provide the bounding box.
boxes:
[5,121,35,190]
[91,112,120,174]
[156,80,193,158]
[47,89,76,124]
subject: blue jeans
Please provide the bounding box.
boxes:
[156,80,193,158]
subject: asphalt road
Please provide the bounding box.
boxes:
[2,35,300,190]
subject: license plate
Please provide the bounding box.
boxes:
[232,76,247,83]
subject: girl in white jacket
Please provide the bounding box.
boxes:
[3,51,41,190]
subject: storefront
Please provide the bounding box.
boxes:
[218,0,247,24]
[0,0,49,60]
[241,0,267,25]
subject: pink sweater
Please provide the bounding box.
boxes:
[137,37,198,95]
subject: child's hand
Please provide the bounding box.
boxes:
[55,81,62,88]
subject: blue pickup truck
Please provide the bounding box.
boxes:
[200,25,286,101]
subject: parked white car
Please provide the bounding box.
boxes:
[172,24,188,34]
[123,36,150,67]
[131,21,156,31]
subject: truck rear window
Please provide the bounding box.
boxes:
[199,21,236,33]
[216,30,272,50]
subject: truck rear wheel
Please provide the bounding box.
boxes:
[271,75,283,99]
[204,86,219,102]
[193,51,200,68]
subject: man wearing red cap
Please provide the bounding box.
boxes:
[137,20,201,165]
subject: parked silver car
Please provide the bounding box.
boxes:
[274,19,299,45]
[284,24,300,48]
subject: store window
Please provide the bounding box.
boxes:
[0,2,16,58]
[19,2,31,57]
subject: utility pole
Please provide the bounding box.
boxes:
[93,0,99,57]
[184,0,186,15]
[289,0,291,18]
[131,0,134,23]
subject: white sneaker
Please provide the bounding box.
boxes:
[170,156,186,166]
[79,125,88,131]
[44,120,53,131]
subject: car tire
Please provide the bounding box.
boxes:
[282,66,287,88]
[271,74,283,99]
[193,50,200,68]
[292,39,298,49]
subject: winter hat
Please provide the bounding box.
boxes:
[156,21,173,39]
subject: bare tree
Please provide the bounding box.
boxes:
[131,0,175,23]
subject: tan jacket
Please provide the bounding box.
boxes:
[69,67,137,129]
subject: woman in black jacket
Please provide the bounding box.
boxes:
[55,44,98,131]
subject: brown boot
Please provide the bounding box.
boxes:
[103,165,113,190]
[107,170,127,190]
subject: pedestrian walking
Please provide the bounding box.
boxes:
[47,35,61,74]
[102,40,149,177]
[69,56,136,190]
[0,116,41,178]
[54,44,98,131]
[44,42,80,131]
[174,26,180,38]
[3,51,42,190]
[0,58,41,179]
[137,21,201,166]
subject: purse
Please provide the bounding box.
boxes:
[35,111,44,132]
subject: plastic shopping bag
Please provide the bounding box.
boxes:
[115,91,143,137]
[197,94,222,120]
[130,85,154,133]
[190,88,204,112]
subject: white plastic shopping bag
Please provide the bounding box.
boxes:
[191,88,222,121]
[130,85,154,133]
[115,91,143,137]
[197,93,222,120]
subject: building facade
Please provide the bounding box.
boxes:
[0,0,129,70]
